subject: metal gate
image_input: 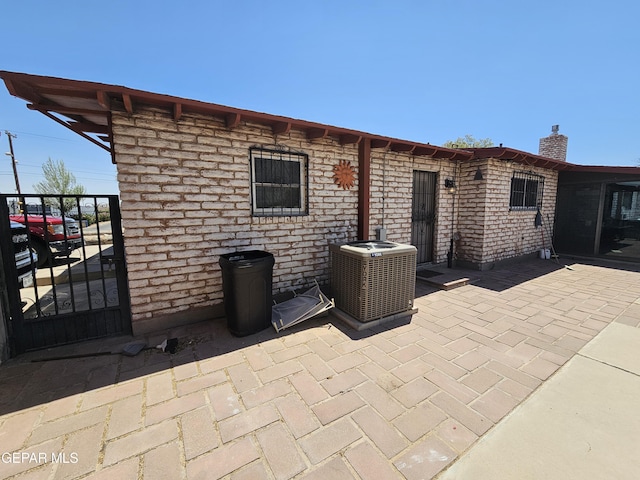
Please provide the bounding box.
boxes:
[0,194,131,355]
[411,171,437,264]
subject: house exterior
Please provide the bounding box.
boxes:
[0,71,587,338]
[454,153,559,270]
[110,105,469,334]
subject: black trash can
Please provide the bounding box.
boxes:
[219,250,275,336]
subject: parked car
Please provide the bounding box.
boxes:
[10,220,38,288]
[9,214,82,267]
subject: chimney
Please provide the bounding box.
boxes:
[538,125,568,161]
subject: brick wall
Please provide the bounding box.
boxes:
[456,158,558,269]
[456,160,488,265]
[111,105,560,330]
[368,151,457,263]
[112,107,360,332]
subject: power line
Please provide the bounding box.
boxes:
[10,163,116,177]
[1,132,117,195]
[1,129,81,143]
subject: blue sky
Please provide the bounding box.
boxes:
[1,0,638,195]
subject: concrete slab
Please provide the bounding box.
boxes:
[330,307,417,331]
[579,322,640,375]
[437,323,640,480]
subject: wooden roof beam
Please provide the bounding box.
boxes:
[122,94,134,114]
[68,122,109,134]
[30,87,96,99]
[27,103,109,116]
[173,102,182,121]
[390,142,414,152]
[538,159,552,169]
[430,149,464,160]
[5,78,44,103]
[340,134,362,145]
[225,112,241,129]
[272,121,292,135]
[36,109,111,153]
[371,139,391,149]
[97,90,111,110]
[412,145,437,157]
[306,128,329,140]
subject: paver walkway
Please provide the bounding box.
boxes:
[1,258,639,479]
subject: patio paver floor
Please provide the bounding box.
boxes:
[1,258,639,479]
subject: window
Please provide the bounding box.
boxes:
[250,147,308,216]
[510,171,544,210]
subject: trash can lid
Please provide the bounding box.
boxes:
[219,250,274,266]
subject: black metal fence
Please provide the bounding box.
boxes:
[0,194,131,354]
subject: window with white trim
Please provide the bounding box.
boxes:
[510,171,544,210]
[250,147,308,216]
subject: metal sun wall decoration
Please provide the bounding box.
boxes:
[333,159,356,190]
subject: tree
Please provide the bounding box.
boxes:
[443,135,494,149]
[33,158,86,213]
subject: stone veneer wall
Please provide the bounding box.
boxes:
[368,151,456,263]
[456,158,558,269]
[112,107,362,332]
[110,104,561,329]
[455,160,488,266]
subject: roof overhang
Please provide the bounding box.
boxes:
[558,165,640,175]
[469,148,640,176]
[0,70,472,164]
[468,147,577,171]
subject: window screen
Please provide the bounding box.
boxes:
[510,171,544,210]
[250,147,308,216]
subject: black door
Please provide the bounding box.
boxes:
[0,194,131,355]
[411,171,437,264]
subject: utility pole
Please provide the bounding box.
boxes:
[4,130,22,195]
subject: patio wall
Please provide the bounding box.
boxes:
[456,159,489,266]
[369,150,456,263]
[111,107,452,333]
[112,107,361,331]
[110,104,560,332]
[457,158,559,269]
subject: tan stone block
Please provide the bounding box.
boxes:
[107,394,144,439]
[256,423,306,480]
[103,420,178,466]
[345,442,402,480]
[145,391,207,426]
[298,418,361,465]
[312,391,364,425]
[218,404,279,443]
[186,437,260,479]
[181,406,219,460]
[394,435,456,480]
[470,387,520,423]
[29,405,108,445]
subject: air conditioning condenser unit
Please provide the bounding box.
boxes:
[330,241,417,327]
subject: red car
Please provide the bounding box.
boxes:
[9,214,83,267]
